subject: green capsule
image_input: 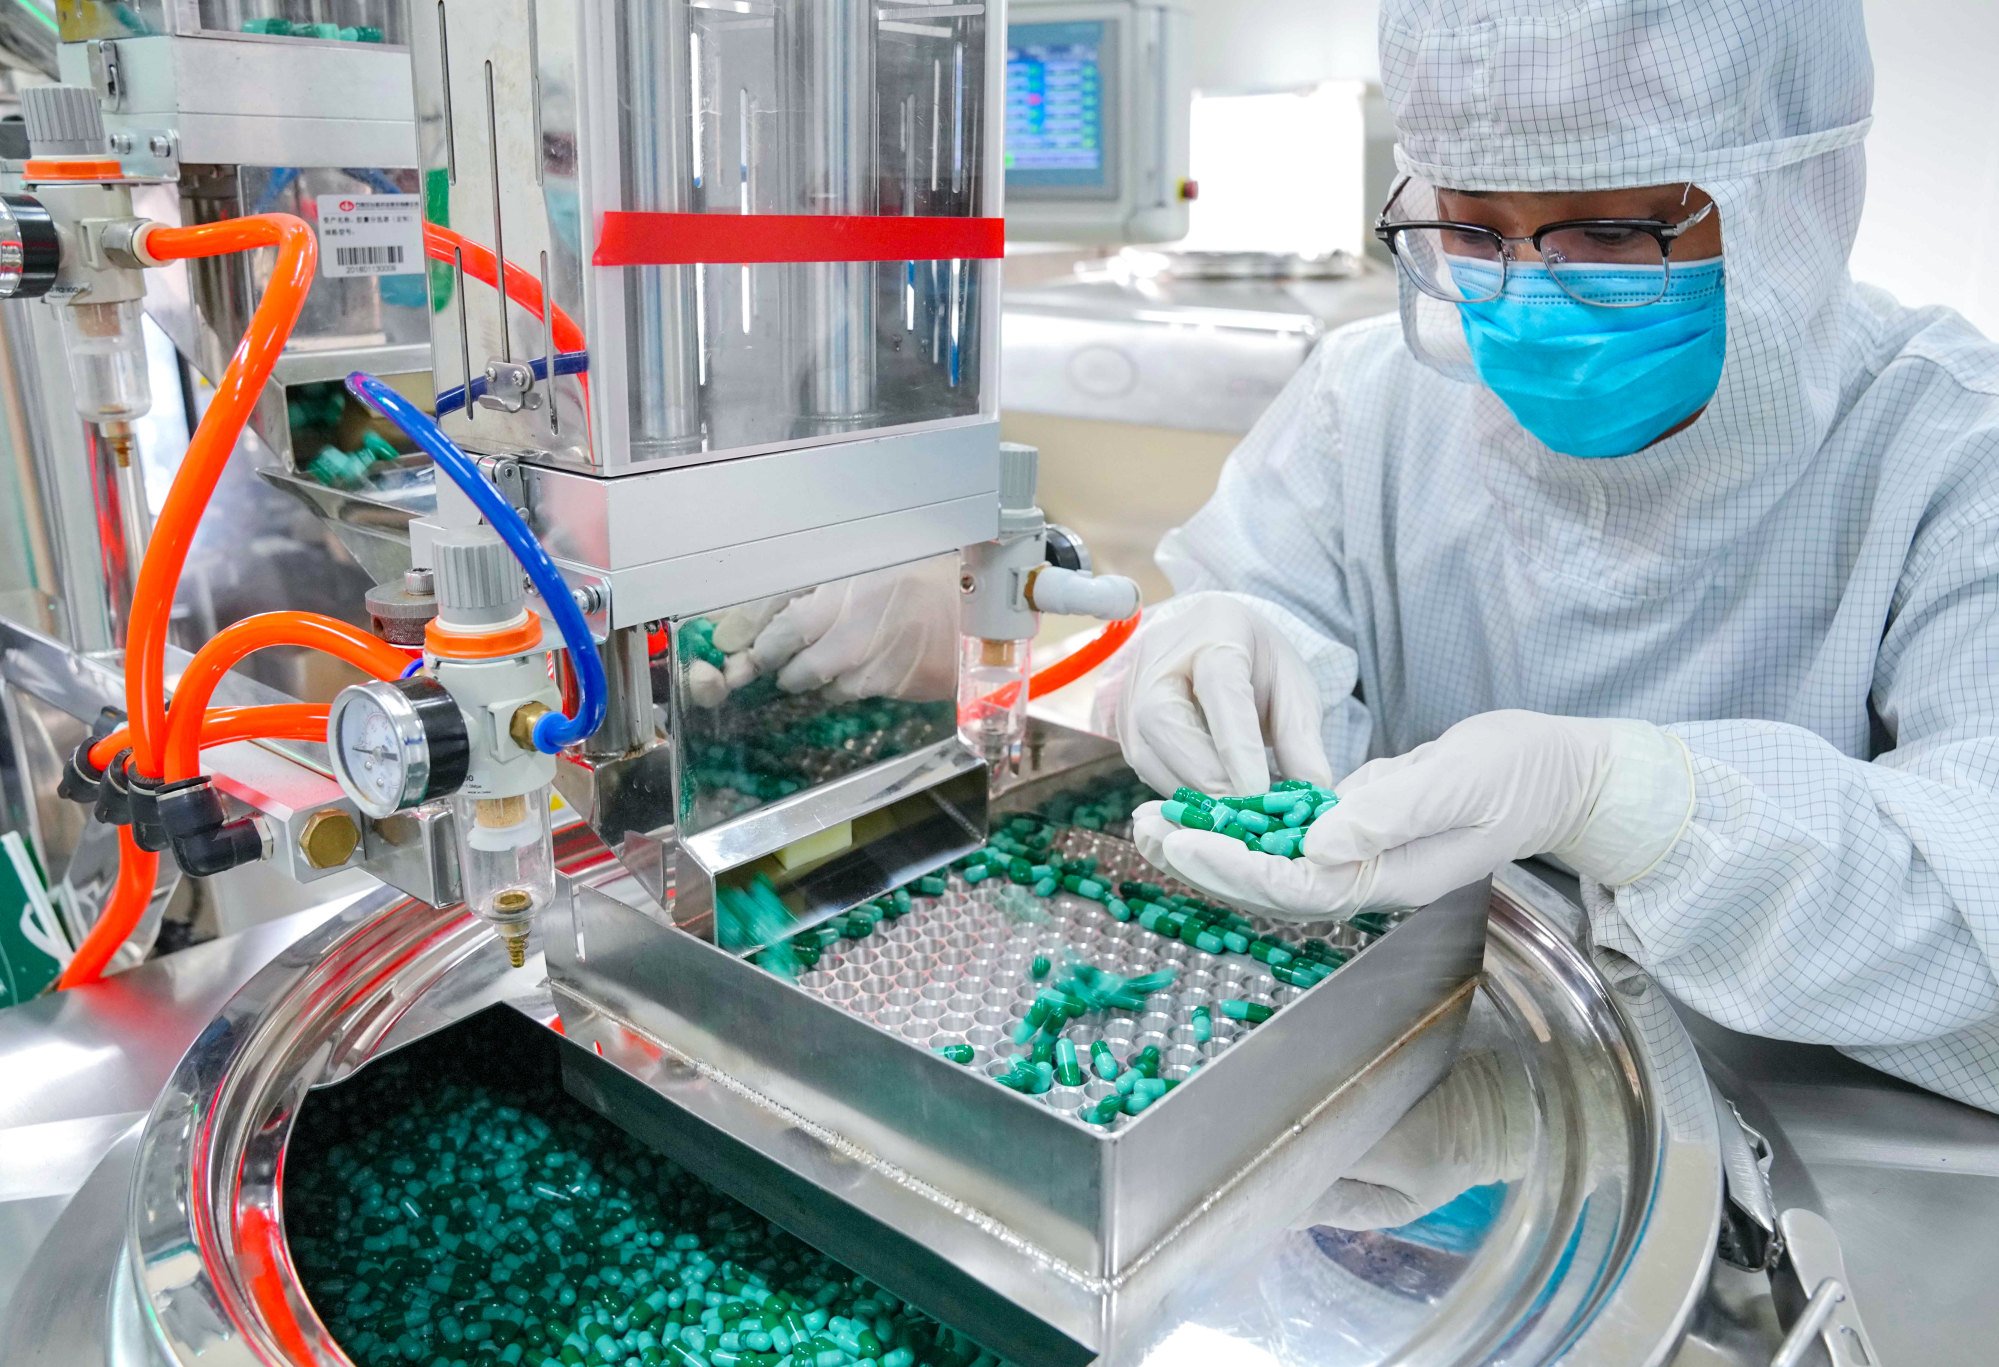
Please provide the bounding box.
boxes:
[935,1043,975,1065]
[1257,829,1305,857]
[1250,938,1293,966]
[1272,778,1318,793]
[1312,797,1341,820]
[1170,786,1217,811]
[1105,897,1134,922]
[1054,1038,1085,1087]
[1194,929,1227,955]
[1159,801,1217,831]
[1282,802,1313,829]
[1219,999,1274,1024]
[1090,1040,1120,1080]
[1031,876,1059,898]
[1032,1061,1055,1094]
[1192,1005,1212,1044]
[1125,1078,1168,1113]
[1272,962,1315,988]
[1347,911,1397,937]
[1232,808,1273,834]
[1030,955,1051,979]
[1132,1045,1162,1078]
[1081,1096,1125,1126]
[1222,929,1251,954]
[962,865,991,885]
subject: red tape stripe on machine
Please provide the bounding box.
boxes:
[594,212,1006,266]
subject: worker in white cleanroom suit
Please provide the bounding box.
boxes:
[1113,0,1999,1118]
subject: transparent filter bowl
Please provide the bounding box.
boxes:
[450,786,556,966]
[58,299,152,462]
[958,635,1030,785]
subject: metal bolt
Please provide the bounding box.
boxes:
[960,573,976,594]
[404,566,435,596]
[147,133,173,159]
[298,808,361,870]
[509,701,552,751]
[108,132,133,154]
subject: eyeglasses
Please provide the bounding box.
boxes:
[1373,176,1716,308]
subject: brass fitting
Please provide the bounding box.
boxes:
[298,808,361,870]
[509,701,552,751]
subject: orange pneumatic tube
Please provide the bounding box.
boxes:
[59,215,317,992]
[58,831,160,989]
[123,215,318,779]
[60,706,329,992]
[424,223,588,355]
[1026,611,1141,701]
[159,612,407,781]
[89,703,334,775]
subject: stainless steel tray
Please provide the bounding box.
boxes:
[549,728,1485,1363]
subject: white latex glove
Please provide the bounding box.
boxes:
[1111,593,1334,798]
[1294,1051,1535,1231]
[738,563,959,702]
[684,650,764,709]
[686,597,792,708]
[1138,711,1693,921]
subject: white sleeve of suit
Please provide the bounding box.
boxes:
[1096,342,1377,776]
[1586,510,1999,1083]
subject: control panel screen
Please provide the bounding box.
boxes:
[1006,20,1114,194]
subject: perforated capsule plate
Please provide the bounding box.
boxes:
[786,828,1395,1130]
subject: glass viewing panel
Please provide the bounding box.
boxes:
[667,555,963,838]
[196,0,408,42]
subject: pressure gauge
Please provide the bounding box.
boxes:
[327,676,471,818]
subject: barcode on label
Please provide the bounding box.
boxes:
[317,192,424,279]
[334,244,405,270]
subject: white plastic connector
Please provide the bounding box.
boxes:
[1026,566,1142,621]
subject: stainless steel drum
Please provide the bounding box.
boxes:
[3,856,1834,1367]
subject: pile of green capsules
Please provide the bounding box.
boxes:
[1159,780,1340,859]
[288,1051,1011,1367]
[680,685,946,817]
[242,17,385,40]
[955,826,1349,992]
[747,774,1364,1128]
[741,875,943,977]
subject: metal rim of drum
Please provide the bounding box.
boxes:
[119,865,1722,1366]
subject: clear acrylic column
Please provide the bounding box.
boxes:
[784,0,878,433]
[623,0,705,458]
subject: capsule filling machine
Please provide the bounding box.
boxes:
[0,4,1483,1361]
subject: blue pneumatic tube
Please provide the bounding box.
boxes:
[345,370,608,753]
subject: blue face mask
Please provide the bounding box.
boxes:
[1454,258,1726,458]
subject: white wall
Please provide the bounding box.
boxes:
[1852,0,1999,336]
[1185,0,1378,93]
[1181,0,1999,336]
